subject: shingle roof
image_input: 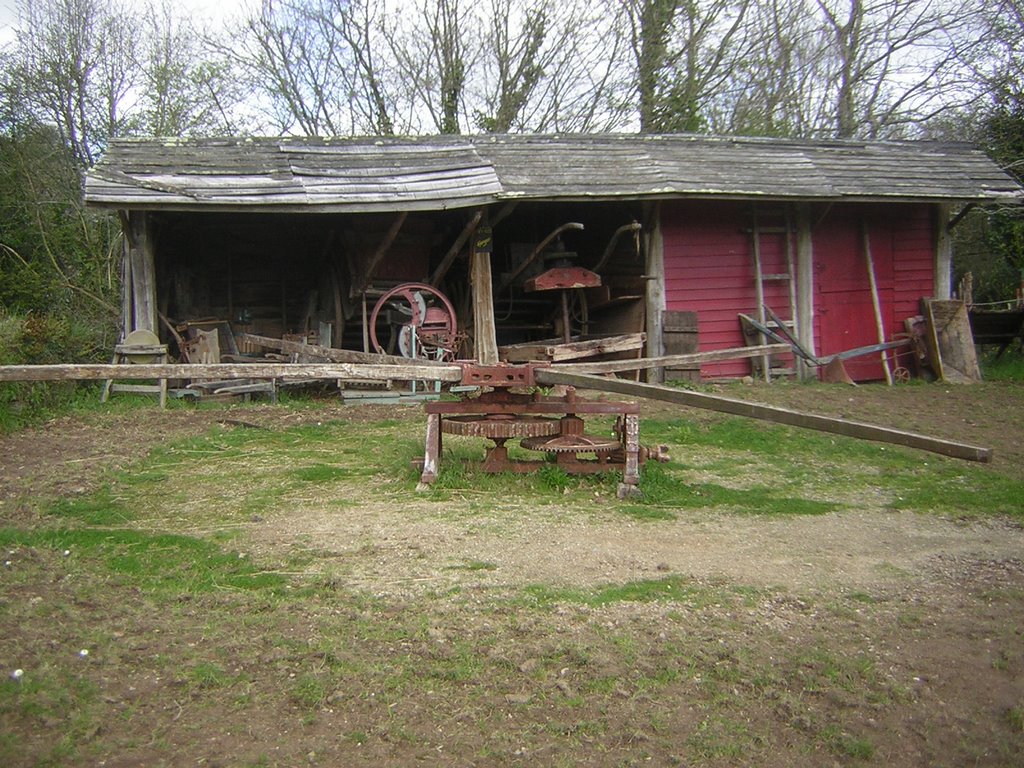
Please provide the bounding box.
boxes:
[84,133,1022,212]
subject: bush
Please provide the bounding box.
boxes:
[0,311,107,432]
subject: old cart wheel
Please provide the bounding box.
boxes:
[892,366,911,383]
[369,283,458,359]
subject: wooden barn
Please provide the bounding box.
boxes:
[84,134,1021,384]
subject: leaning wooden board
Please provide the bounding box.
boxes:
[923,299,981,383]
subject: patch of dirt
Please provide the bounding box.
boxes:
[2,382,1023,767]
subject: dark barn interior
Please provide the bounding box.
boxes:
[151,199,650,360]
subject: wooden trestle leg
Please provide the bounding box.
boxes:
[618,413,642,499]
[418,412,442,489]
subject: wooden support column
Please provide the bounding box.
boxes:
[644,202,666,384]
[471,225,498,364]
[934,202,953,299]
[122,210,157,334]
[795,203,816,380]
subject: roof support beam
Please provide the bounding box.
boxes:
[430,208,482,287]
[351,211,408,299]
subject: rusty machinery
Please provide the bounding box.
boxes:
[414,363,668,499]
[369,283,667,496]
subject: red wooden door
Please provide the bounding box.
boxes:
[815,212,894,381]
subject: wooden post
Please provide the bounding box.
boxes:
[795,204,816,381]
[934,202,953,300]
[750,206,770,382]
[644,202,666,384]
[862,221,893,385]
[119,226,132,337]
[124,211,157,334]
[471,225,498,364]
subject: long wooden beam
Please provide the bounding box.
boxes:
[552,344,788,374]
[430,209,482,287]
[534,369,993,463]
[351,211,408,298]
[0,362,463,383]
[237,333,449,367]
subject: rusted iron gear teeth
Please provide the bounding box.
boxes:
[520,433,623,453]
[441,415,561,439]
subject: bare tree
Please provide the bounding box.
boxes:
[220,0,355,136]
[138,1,245,136]
[621,0,753,132]
[325,0,394,135]
[524,2,633,131]
[14,0,141,166]
[474,0,548,132]
[385,0,475,134]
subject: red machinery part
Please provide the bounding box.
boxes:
[369,283,458,358]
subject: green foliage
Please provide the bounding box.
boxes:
[0,311,111,432]
[955,95,1024,303]
[980,350,1024,381]
[0,526,287,595]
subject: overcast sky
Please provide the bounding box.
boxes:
[0,0,249,47]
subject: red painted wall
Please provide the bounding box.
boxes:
[661,200,934,381]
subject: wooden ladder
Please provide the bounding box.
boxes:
[749,205,799,381]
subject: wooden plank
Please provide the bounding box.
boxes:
[499,333,646,363]
[126,211,157,333]
[533,369,992,463]
[0,362,463,383]
[923,299,982,383]
[552,344,788,374]
[237,333,450,367]
[350,211,408,298]
[472,229,498,365]
[430,209,482,287]
[862,222,893,385]
[644,202,666,383]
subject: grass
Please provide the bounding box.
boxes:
[2,394,1024,766]
[521,575,749,609]
[980,349,1024,381]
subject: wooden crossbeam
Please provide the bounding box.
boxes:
[551,344,788,374]
[0,362,463,383]
[534,369,992,463]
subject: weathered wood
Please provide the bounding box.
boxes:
[862,222,893,385]
[552,344,789,374]
[644,202,666,383]
[351,211,408,298]
[471,229,498,365]
[430,209,482,287]
[533,369,992,463]
[499,333,646,363]
[750,207,770,382]
[923,299,981,383]
[934,202,953,300]
[0,362,463,383]
[795,203,816,380]
[86,137,1021,215]
[237,332,450,367]
[125,211,158,333]
[661,310,698,382]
